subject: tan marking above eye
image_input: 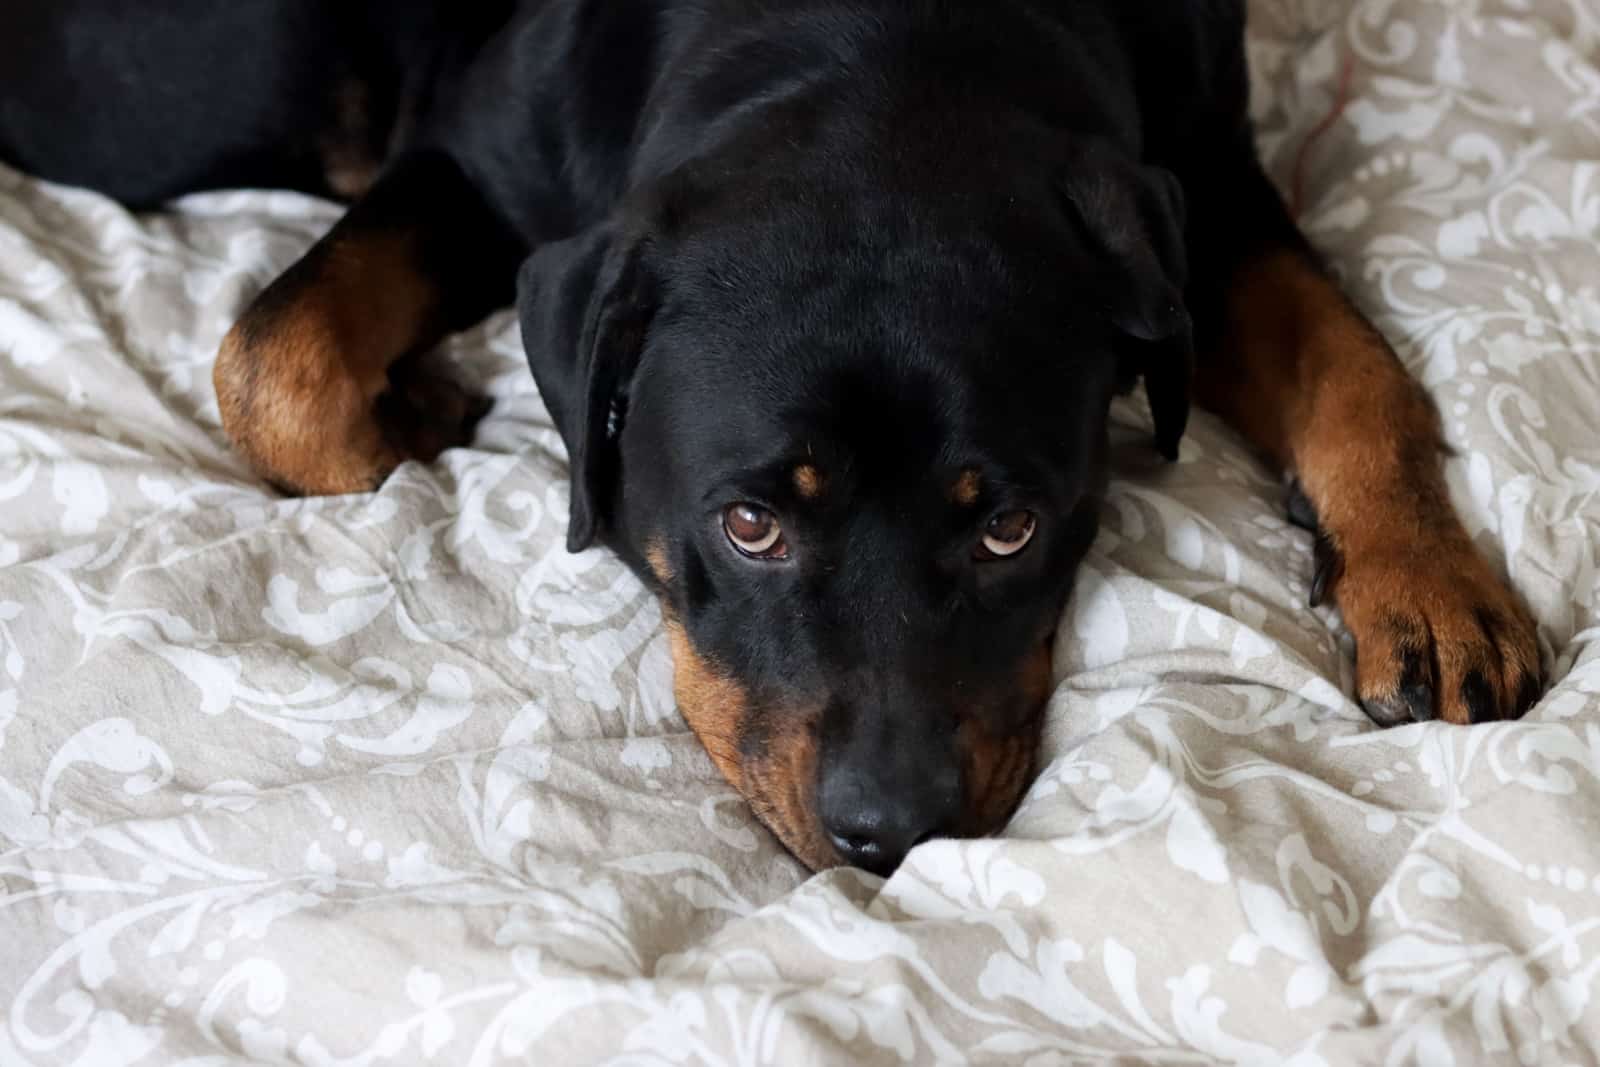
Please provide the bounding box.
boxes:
[724,503,787,558]
[980,510,1036,558]
[793,464,824,499]
[951,469,982,507]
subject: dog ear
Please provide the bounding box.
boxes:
[517,223,657,551]
[1060,141,1193,460]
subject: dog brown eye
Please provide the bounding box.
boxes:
[979,510,1036,559]
[724,503,787,559]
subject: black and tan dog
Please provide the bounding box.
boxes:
[1,0,1542,875]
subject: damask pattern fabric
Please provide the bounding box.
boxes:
[3,1,1599,1062]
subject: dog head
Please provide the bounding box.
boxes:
[517,134,1190,875]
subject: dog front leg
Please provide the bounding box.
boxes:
[213,151,523,495]
[1192,161,1541,724]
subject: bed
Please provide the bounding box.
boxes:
[3,0,1599,1062]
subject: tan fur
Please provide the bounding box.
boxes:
[665,620,750,791]
[645,540,674,586]
[740,718,833,870]
[951,469,982,507]
[665,618,833,869]
[793,464,824,500]
[1202,248,1539,722]
[661,613,1051,868]
[213,231,442,495]
[960,640,1050,833]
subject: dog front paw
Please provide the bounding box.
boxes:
[1324,531,1542,725]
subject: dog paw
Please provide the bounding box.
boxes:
[379,356,493,463]
[1327,533,1542,725]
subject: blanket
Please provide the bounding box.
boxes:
[3,0,1599,1062]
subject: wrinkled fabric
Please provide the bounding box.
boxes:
[2,1,1599,1063]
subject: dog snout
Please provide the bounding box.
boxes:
[816,756,960,877]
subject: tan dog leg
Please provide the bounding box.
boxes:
[1197,167,1540,724]
[213,152,519,494]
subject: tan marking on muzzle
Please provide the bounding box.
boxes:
[665,620,748,790]
[959,640,1052,835]
[663,617,839,868]
[645,539,674,586]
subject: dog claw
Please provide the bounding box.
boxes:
[1515,671,1544,717]
[1285,481,1342,609]
[1309,530,1342,609]
[378,356,492,463]
[1360,695,1418,726]
[1285,479,1319,532]
[1358,646,1435,726]
[1461,671,1497,725]
[1341,532,1541,725]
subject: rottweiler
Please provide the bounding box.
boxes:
[0,0,1543,876]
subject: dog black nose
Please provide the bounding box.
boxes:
[818,773,958,877]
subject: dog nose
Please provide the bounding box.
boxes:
[818,773,958,877]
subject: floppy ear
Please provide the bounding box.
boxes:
[517,223,657,551]
[1060,141,1193,460]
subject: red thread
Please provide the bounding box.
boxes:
[1290,52,1357,220]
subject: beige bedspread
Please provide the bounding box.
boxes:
[3,0,1600,1062]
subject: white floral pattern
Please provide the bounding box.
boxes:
[2,1,1599,1062]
